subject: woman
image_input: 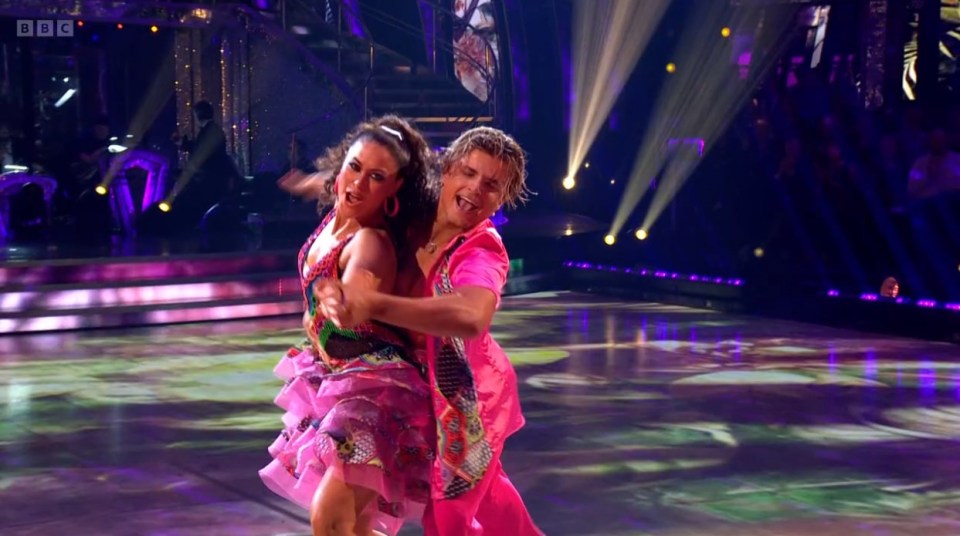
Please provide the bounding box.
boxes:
[260,116,437,536]
[318,127,543,535]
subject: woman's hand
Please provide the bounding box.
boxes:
[278,169,326,199]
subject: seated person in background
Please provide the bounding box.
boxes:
[906,127,960,246]
[907,128,960,202]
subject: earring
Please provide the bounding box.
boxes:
[384,196,399,217]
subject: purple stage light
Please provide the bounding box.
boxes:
[0,300,303,334]
[490,209,509,228]
[102,150,170,233]
[564,261,745,288]
[342,0,366,38]
[822,287,960,312]
[0,277,301,314]
[0,254,290,287]
[667,138,706,158]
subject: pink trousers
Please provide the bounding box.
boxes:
[422,457,543,536]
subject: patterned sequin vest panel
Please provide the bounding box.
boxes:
[299,210,418,373]
[428,236,493,499]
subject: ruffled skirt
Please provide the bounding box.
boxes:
[259,344,435,535]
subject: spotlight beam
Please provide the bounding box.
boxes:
[641,6,792,233]
[100,41,177,191]
[568,0,671,179]
[611,0,796,236]
[125,42,177,147]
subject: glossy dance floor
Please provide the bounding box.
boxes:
[3,291,960,535]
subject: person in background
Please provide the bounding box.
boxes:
[170,101,241,226]
[880,276,900,298]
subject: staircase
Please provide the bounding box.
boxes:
[281,0,496,145]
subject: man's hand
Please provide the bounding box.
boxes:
[315,277,378,329]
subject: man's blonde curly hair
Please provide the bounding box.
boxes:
[438,127,533,209]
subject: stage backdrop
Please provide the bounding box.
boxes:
[174,15,362,177]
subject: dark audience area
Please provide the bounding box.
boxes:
[646,65,960,303]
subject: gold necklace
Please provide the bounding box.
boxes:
[424,230,444,254]
[424,225,457,255]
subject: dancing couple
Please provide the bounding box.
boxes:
[259,116,543,536]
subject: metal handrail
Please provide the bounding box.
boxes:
[279,0,379,126]
[286,0,498,97]
[356,0,500,92]
[359,0,500,125]
[418,0,500,78]
[416,0,501,122]
[273,0,500,132]
[232,4,371,131]
[284,0,373,44]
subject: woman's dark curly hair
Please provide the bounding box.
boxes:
[314,115,438,253]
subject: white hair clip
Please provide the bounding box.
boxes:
[380,125,403,142]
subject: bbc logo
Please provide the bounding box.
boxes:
[16,20,75,37]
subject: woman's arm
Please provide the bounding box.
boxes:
[325,287,497,339]
[278,169,329,200]
[319,235,507,338]
[304,228,395,343]
[336,227,397,293]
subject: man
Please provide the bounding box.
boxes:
[170,100,241,225]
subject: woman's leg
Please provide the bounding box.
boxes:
[311,469,378,536]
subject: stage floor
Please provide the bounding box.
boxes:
[3,291,960,535]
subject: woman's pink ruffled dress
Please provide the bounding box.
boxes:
[259,213,435,535]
